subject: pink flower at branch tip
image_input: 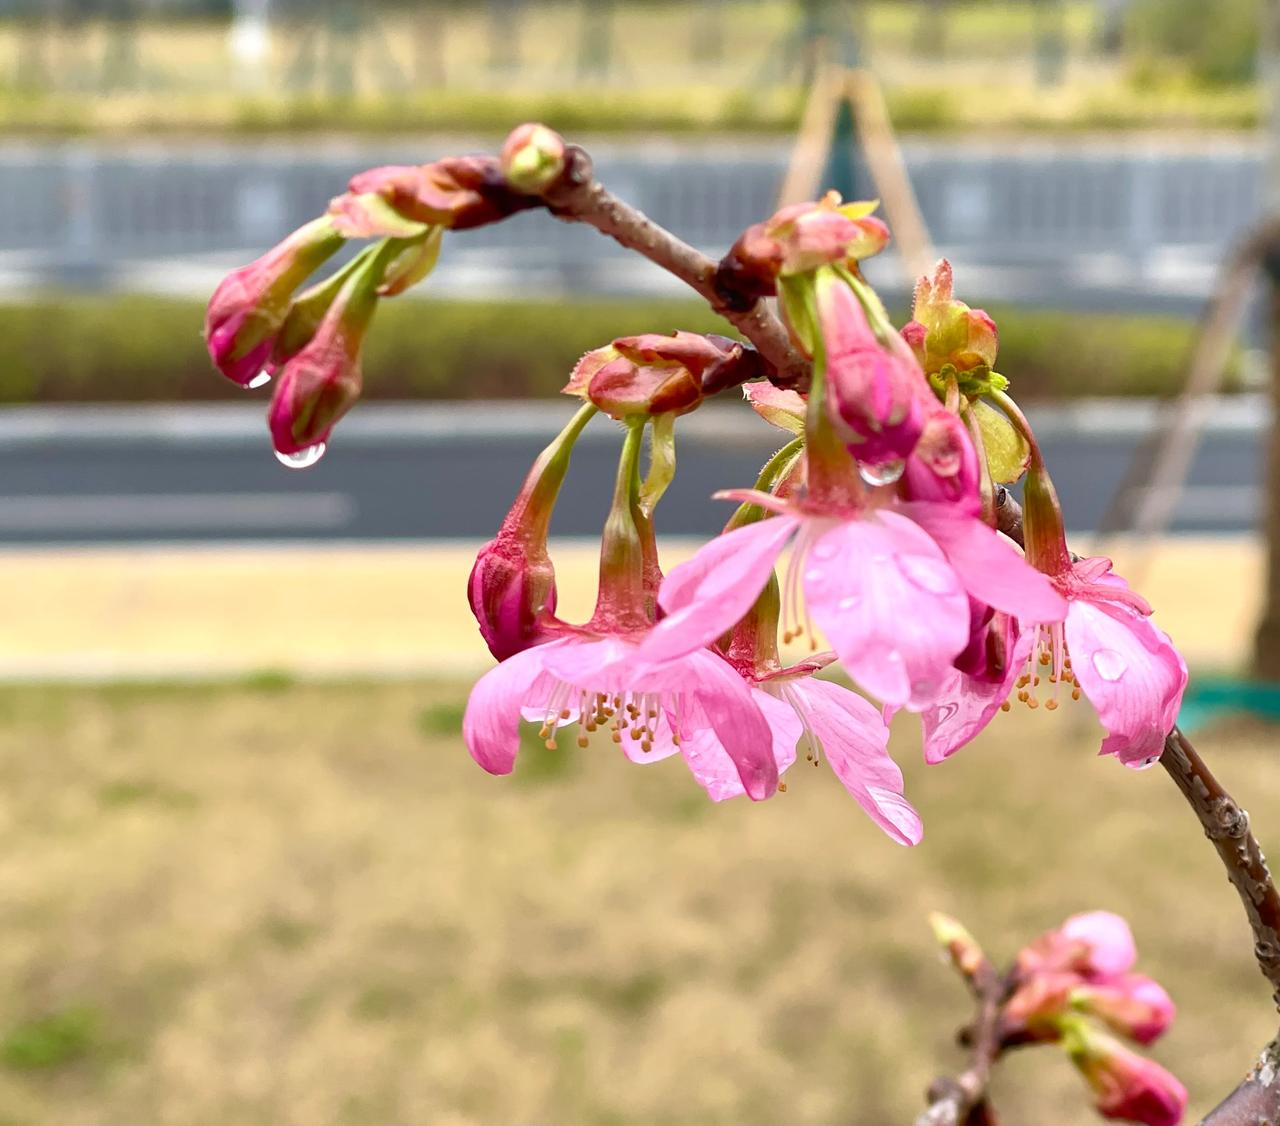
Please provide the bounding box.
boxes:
[1064,1020,1187,1126]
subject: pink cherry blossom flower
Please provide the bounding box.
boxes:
[640,487,1065,712]
[462,633,780,801]
[1010,555,1187,767]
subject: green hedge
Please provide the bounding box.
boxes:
[0,294,1228,405]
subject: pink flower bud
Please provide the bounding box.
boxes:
[953,605,1018,685]
[501,122,568,194]
[333,155,538,234]
[1072,975,1176,1046]
[743,381,806,435]
[468,405,594,659]
[204,216,344,386]
[267,265,380,457]
[1065,1022,1187,1126]
[902,408,980,511]
[468,538,560,662]
[714,196,889,301]
[565,332,738,419]
[906,259,999,375]
[817,270,926,465]
[1018,911,1138,981]
[1002,970,1079,1042]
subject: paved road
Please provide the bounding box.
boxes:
[0,399,1264,544]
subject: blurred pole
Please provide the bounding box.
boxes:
[488,0,522,74]
[230,0,273,92]
[1032,0,1067,87]
[1252,0,1280,680]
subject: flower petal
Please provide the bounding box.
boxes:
[640,515,799,664]
[462,645,551,775]
[787,678,922,845]
[921,625,1034,764]
[904,501,1067,623]
[1066,600,1187,768]
[685,650,779,800]
[803,510,969,710]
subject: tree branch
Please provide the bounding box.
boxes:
[538,146,811,389]
[917,951,1004,1126]
[994,486,1280,1123]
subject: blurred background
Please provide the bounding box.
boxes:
[2,2,1280,1123]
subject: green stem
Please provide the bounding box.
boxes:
[593,418,648,627]
[724,436,804,532]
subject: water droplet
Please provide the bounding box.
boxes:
[838,595,859,611]
[859,459,905,487]
[885,649,904,667]
[805,568,826,586]
[246,370,272,390]
[1091,648,1127,682]
[899,554,959,596]
[275,442,327,470]
[812,541,838,561]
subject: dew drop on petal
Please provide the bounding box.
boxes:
[812,541,838,561]
[1091,648,1128,682]
[246,370,272,390]
[899,554,959,596]
[275,442,327,470]
[859,459,905,487]
[838,595,859,611]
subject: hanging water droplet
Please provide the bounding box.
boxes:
[899,553,959,596]
[1091,648,1127,682]
[246,370,272,390]
[859,459,905,487]
[275,442,327,470]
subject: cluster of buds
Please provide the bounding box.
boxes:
[204,126,570,465]
[931,911,1186,1125]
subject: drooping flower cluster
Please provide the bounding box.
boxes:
[203,123,1188,842]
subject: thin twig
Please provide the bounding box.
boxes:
[539,146,810,389]
[995,486,1280,1123]
[917,951,1004,1126]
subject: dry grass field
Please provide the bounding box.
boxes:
[0,678,1275,1124]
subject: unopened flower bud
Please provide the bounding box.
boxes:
[332,155,538,234]
[928,912,989,984]
[1062,1020,1187,1126]
[501,122,568,194]
[817,269,926,466]
[566,332,730,419]
[953,605,1018,685]
[1017,911,1138,981]
[714,195,889,305]
[905,258,999,375]
[902,408,980,511]
[1071,976,1176,1046]
[468,404,595,660]
[743,381,806,435]
[204,216,344,386]
[267,244,390,456]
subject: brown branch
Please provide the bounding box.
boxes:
[995,486,1280,1123]
[917,952,1004,1126]
[538,146,810,390]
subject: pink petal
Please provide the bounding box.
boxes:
[640,515,799,664]
[904,502,1068,623]
[684,649,780,800]
[672,681,799,802]
[803,510,969,710]
[921,626,1034,764]
[1065,600,1187,768]
[462,645,551,775]
[1061,910,1138,978]
[619,723,683,765]
[787,678,922,845]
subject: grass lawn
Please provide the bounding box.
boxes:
[0,679,1274,1124]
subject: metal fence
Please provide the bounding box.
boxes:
[7,137,1262,294]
